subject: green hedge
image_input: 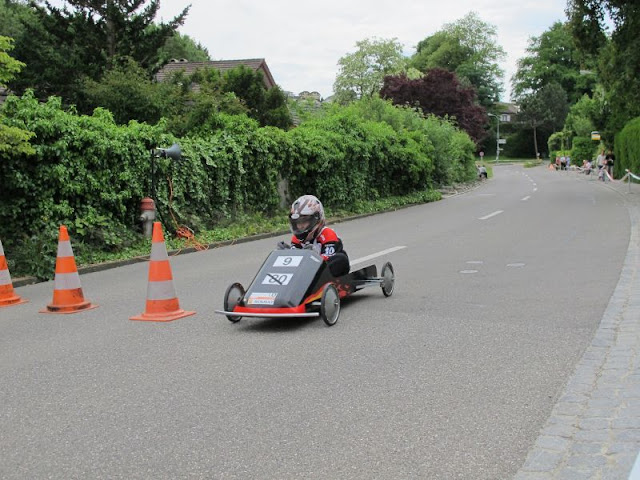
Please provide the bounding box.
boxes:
[615,116,640,178]
[0,92,476,277]
[571,137,596,166]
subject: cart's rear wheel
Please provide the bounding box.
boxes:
[224,282,245,323]
[320,284,340,326]
[381,262,395,297]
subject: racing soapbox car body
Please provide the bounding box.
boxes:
[215,249,395,326]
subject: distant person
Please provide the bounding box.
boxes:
[477,164,487,180]
[605,150,615,178]
[596,149,606,171]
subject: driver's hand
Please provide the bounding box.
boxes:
[303,244,314,250]
[276,241,290,250]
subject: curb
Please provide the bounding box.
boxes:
[12,183,482,288]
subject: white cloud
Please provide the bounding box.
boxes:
[158,0,568,100]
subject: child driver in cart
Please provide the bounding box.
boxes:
[277,195,350,277]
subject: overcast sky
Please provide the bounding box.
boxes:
[156,0,569,101]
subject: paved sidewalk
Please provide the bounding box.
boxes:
[515,172,640,479]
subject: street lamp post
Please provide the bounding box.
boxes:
[488,113,500,163]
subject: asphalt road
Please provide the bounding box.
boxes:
[0,164,630,479]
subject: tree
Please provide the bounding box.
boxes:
[52,0,189,69]
[410,12,506,107]
[333,37,406,104]
[157,32,210,66]
[517,82,569,157]
[80,57,175,124]
[7,0,188,103]
[380,68,487,144]
[0,35,24,86]
[222,65,292,129]
[0,34,34,156]
[567,0,640,138]
[0,0,36,40]
[511,22,597,104]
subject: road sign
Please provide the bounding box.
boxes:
[498,139,507,145]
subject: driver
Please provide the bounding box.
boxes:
[278,195,350,277]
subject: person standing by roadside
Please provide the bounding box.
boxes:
[596,149,606,171]
[605,150,615,179]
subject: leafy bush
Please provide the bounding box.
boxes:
[571,137,596,165]
[1,91,477,278]
[615,116,640,178]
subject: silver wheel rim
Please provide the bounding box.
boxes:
[225,284,244,322]
[382,265,395,295]
[324,286,340,324]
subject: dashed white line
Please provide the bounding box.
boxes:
[350,246,406,266]
[478,210,504,220]
[522,196,531,201]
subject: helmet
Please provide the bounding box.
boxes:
[289,195,325,243]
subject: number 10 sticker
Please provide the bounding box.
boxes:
[273,256,302,267]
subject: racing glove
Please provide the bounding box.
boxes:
[276,241,291,250]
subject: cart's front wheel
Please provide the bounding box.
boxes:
[320,284,340,326]
[381,262,395,297]
[224,282,245,323]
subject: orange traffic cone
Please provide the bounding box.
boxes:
[130,222,195,322]
[0,239,28,308]
[41,226,98,314]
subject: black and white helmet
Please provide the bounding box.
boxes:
[289,195,325,243]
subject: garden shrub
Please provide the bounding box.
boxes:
[0,91,477,278]
[615,116,640,178]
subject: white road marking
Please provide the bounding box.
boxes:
[522,196,531,201]
[507,263,526,267]
[460,270,478,274]
[467,260,483,264]
[350,246,406,266]
[478,210,504,220]
[533,188,538,192]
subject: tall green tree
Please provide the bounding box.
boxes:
[8,0,188,103]
[54,0,189,69]
[410,12,506,107]
[517,82,569,157]
[333,37,406,104]
[567,0,640,138]
[157,32,210,66]
[0,34,34,156]
[222,65,292,129]
[511,21,597,104]
[0,35,23,86]
[0,0,36,40]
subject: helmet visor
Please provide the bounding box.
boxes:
[289,214,318,236]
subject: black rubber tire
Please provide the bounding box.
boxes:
[381,262,395,297]
[224,282,245,323]
[320,284,340,326]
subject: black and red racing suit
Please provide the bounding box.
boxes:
[290,227,350,276]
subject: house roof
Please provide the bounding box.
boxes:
[497,102,520,114]
[155,58,277,90]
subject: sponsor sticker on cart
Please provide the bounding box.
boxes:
[247,292,278,305]
[262,273,293,286]
[273,255,303,267]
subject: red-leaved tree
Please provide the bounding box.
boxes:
[380,68,488,144]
